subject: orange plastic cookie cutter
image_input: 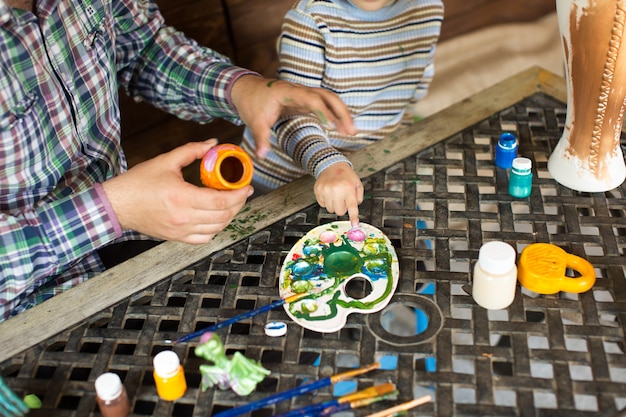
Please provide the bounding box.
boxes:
[517,243,595,294]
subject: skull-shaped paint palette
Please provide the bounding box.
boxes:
[279,221,399,332]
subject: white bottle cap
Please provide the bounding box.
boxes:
[512,157,532,171]
[95,372,123,401]
[264,321,287,337]
[478,241,516,274]
[153,350,181,378]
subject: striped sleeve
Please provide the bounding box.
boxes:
[274,7,349,178]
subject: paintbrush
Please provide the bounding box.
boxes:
[273,383,395,417]
[363,394,432,417]
[317,389,399,417]
[166,292,312,344]
[212,362,381,417]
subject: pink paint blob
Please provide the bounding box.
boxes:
[319,231,338,243]
[347,228,366,242]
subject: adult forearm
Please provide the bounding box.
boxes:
[114,0,250,124]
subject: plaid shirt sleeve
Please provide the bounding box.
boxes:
[113,0,258,125]
[0,186,121,314]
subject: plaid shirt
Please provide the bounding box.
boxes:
[0,0,253,320]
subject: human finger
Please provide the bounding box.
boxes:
[166,139,219,170]
[247,119,271,159]
[347,192,361,227]
[316,89,357,136]
[189,185,253,212]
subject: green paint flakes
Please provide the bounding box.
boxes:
[315,110,328,126]
[224,210,270,241]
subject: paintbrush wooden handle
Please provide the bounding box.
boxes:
[330,362,380,383]
[364,395,432,417]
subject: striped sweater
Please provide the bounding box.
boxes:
[241,0,444,189]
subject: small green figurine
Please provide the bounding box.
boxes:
[194,332,270,396]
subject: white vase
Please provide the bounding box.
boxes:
[548,0,626,192]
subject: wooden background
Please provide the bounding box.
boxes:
[120,0,556,169]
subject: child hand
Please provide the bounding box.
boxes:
[314,162,363,227]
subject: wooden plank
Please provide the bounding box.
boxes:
[0,66,565,363]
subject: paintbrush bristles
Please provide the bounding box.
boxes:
[341,383,395,402]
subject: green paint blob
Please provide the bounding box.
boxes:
[24,394,42,409]
[322,238,363,277]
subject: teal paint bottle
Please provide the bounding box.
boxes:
[509,157,532,198]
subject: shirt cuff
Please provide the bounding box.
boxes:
[37,185,122,267]
[198,63,260,124]
[313,153,352,179]
[94,183,123,238]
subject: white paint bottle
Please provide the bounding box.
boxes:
[472,241,517,309]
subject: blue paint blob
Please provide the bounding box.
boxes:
[377,355,398,370]
[333,380,357,397]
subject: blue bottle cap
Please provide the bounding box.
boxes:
[495,132,518,169]
[498,132,517,149]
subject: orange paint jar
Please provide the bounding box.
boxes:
[200,144,254,190]
[153,351,187,401]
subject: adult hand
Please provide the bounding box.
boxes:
[101,140,253,244]
[231,75,356,159]
[314,162,363,227]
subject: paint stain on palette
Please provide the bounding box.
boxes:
[279,221,399,333]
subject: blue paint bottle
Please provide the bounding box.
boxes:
[509,157,532,198]
[495,132,518,169]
